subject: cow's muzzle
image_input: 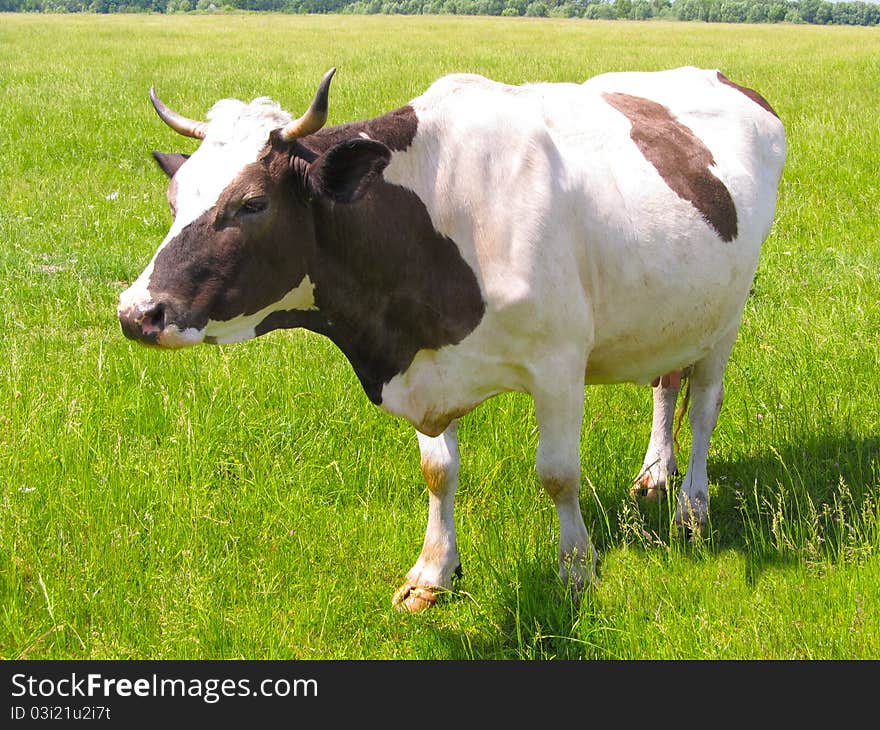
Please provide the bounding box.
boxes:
[118,300,165,345]
[118,300,204,348]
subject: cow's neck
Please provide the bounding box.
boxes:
[309,180,484,404]
[256,181,484,404]
[257,110,484,405]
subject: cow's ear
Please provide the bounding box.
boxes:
[306,139,391,204]
[152,151,189,178]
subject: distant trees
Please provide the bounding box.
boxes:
[2,0,879,26]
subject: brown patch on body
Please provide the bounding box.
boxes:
[602,91,738,243]
[716,72,779,119]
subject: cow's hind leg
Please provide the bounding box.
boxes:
[631,375,681,500]
[676,331,737,533]
[393,420,461,612]
[533,374,597,593]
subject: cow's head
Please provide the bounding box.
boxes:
[117,69,390,348]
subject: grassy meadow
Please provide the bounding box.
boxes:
[1,14,879,660]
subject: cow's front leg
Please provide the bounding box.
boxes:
[631,375,680,500]
[533,376,597,592]
[392,420,461,612]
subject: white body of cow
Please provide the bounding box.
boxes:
[383,68,783,427]
[380,68,785,607]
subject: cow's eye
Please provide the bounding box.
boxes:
[239,196,268,215]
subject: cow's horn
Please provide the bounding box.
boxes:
[279,68,336,142]
[149,86,208,140]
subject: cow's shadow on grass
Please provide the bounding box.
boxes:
[424,432,878,658]
[600,431,878,569]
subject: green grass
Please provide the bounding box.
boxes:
[1,14,879,659]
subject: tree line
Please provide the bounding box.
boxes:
[3,0,879,26]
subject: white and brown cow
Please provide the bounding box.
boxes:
[118,67,785,611]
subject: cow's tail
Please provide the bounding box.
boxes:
[673,370,691,458]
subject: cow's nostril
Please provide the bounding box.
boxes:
[140,303,166,336]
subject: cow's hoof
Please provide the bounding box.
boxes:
[392,583,439,612]
[677,521,706,541]
[630,472,665,501]
[675,496,707,537]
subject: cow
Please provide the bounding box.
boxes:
[118,66,785,611]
